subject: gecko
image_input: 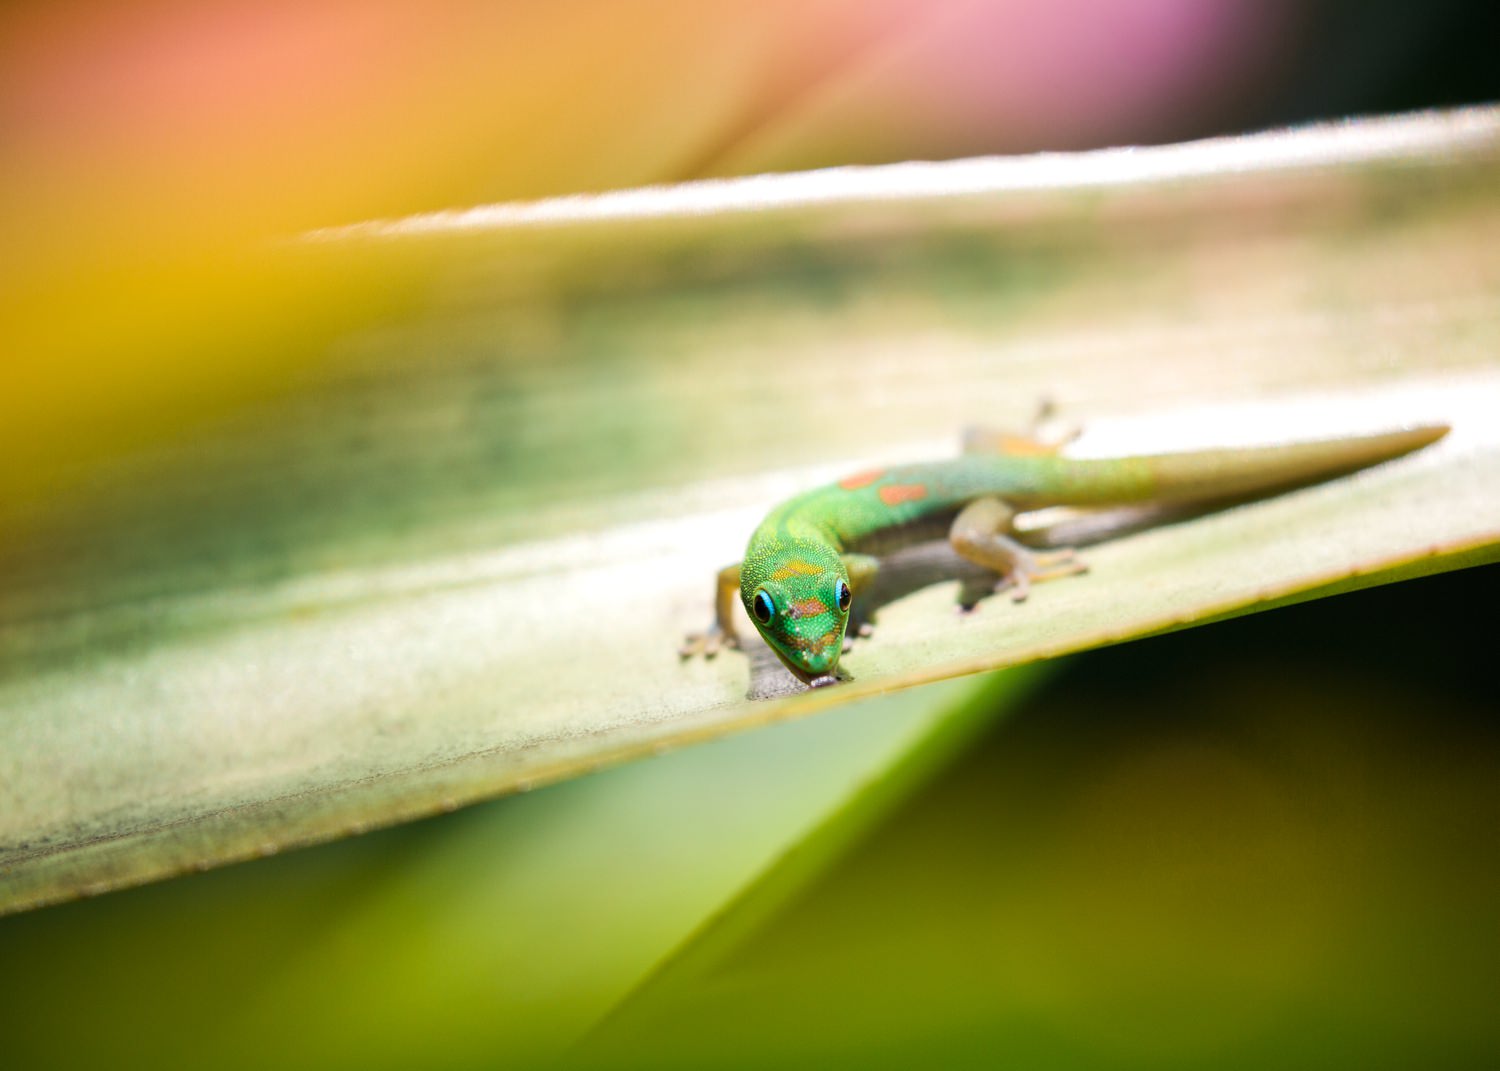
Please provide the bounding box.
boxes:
[679,417,1449,688]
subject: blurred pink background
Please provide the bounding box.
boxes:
[1,0,1300,251]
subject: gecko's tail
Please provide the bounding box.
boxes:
[1015,423,1450,508]
[1131,423,1450,505]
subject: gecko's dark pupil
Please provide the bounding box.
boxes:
[836,580,852,612]
[753,591,774,624]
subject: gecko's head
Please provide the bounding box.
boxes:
[741,540,852,688]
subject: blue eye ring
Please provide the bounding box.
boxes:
[751,589,775,624]
[835,579,852,613]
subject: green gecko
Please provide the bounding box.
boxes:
[680,419,1449,688]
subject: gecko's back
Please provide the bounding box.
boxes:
[766,424,1448,553]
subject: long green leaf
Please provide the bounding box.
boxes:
[3,107,1499,915]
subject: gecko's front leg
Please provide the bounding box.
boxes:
[679,562,743,658]
[840,553,880,652]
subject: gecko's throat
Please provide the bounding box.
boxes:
[763,633,844,686]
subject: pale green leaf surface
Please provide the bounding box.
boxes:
[3,107,1499,915]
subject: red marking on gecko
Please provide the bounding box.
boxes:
[878,483,929,505]
[838,468,885,490]
[790,597,830,618]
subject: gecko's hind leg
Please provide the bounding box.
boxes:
[962,398,1081,457]
[949,497,1088,608]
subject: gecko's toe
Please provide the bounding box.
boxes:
[987,573,1027,602]
[679,629,731,659]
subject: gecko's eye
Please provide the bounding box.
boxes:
[751,589,776,625]
[835,579,852,613]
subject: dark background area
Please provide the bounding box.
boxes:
[1259,1,1500,129]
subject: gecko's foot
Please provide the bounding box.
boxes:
[957,547,1088,610]
[841,617,876,652]
[840,618,876,651]
[679,627,738,659]
[997,547,1088,603]
[963,401,1082,457]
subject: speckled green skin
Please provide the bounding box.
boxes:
[737,426,1447,685]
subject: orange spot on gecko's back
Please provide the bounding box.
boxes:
[878,483,929,506]
[771,559,821,581]
[838,468,885,490]
[790,597,829,618]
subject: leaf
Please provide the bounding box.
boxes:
[3,107,1499,915]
